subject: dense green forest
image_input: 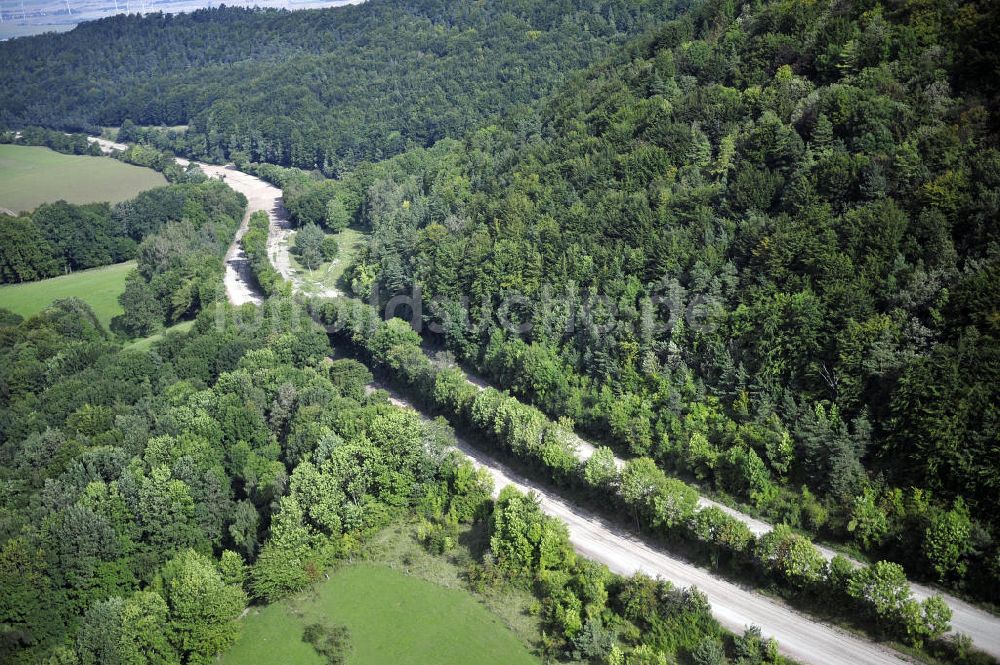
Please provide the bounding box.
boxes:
[0,294,780,664]
[111,180,247,337]
[310,294,956,651]
[0,295,469,663]
[0,200,133,282]
[0,0,690,171]
[265,0,1000,604]
[2,0,999,662]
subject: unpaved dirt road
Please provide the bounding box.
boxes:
[197,162,343,300]
[91,134,997,656]
[90,138,268,306]
[440,360,1000,657]
[89,137,344,301]
[196,164,274,307]
[368,382,910,665]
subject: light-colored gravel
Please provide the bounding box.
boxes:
[89,138,267,306]
[89,137,344,302]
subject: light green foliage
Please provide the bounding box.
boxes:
[625,644,670,664]
[583,446,619,492]
[755,525,825,589]
[289,461,346,535]
[764,429,794,479]
[324,196,352,232]
[114,180,246,333]
[720,445,774,508]
[490,487,575,579]
[826,555,855,596]
[119,591,177,665]
[433,368,478,418]
[156,549,247,664]
[686,432,719,481]
[0,297,387,663]
[847,561,913,627]
[218,551,247,588]
[251,496,321,602]
[924,499,973,581]
[848,487,890,550]
[690,507,754,554]
[919,595,952,642]
[370,317,422,361]
[798,486,829,532]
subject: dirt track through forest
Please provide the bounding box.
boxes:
[87,136,998,659]
[200,164,267,306]
[89,138,263,306]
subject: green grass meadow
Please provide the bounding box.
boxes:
[0,261,133,329]
[0,144,167,212]
[126,320,196,351]
[288,226,368,295]
[220,563,539,665]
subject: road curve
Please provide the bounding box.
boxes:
[87,138,265,306]
[370,383,911,665]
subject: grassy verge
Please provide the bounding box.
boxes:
[286,226,367,296]
[0,260,133,329]
[0,144,167,211]
[126,320,196,351]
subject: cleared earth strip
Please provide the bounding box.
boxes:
[450,363,1000,658]
[86,137,997,660]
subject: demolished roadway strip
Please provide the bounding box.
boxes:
[370,383,912,665]
[86,134,994,659]
[451,365,1000,659]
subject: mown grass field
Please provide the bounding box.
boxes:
[0,144,166,212]
[219,525,540,665]
[0,260,133,329]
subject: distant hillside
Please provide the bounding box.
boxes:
[0,0,363,41]
[0,0,689,170]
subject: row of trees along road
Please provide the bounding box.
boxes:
[276,0,1000,609]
